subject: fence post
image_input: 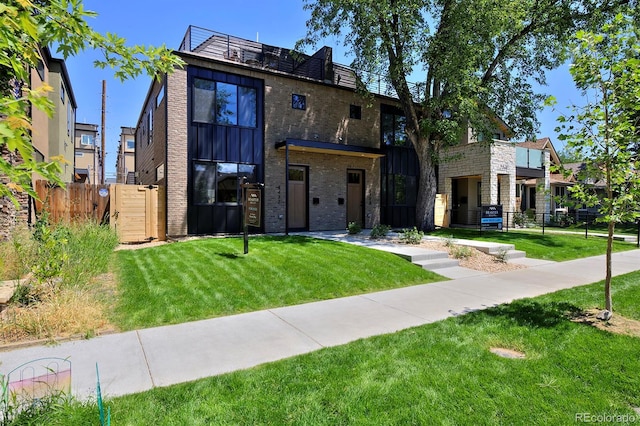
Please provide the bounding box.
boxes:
[542,212,545,235]
[585,215,589,239]
[636,220,639,248]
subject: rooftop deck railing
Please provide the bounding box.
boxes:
[178,26,425,103]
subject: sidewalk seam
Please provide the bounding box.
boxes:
[266,310,326,349]
[136,330,156,388]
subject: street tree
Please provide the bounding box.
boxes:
[553,13,640,318]
[299,0,633,231]
[0,0,184,205]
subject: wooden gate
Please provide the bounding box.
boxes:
[110,184,166,243]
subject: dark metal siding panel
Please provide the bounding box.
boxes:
[186,65,264,235]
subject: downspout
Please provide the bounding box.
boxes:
[285,142,289,236]
[163,73,169,240]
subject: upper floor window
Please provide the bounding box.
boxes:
[350,105,362,120]
[156,85,165,108]
[292,94,306,110]
[192,78,257,127]
[147,109,153,144]
[126,139,135,150]
[81,134,93,146]
[382,110,408,147]
[36,60,45,81]
[60,82,65,104]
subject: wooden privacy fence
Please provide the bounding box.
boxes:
[35,181,166,243]
[110,184,166,243]
[35,180,110,223]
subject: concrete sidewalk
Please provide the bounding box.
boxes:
[1,247,639,402]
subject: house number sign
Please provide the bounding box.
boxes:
[245,188,261,227]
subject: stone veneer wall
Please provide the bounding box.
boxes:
[0,148,30,240]
[438,141,516,224]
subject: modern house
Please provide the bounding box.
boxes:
[135,26,565,238]
[116,126,136,184]
[74,122,101,184]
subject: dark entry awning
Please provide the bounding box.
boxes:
[276,138,384,159]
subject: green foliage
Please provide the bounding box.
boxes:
[3,219,118,307]
[399,227,424,244]
[554,13,640,312]
[369,224,391,239]
[430,227,636,261]
[36,271,640,424]
[0,0,185,204]
[450,244,473,259]
[113,236,442,330]
[31,214,70,283]
[346,221,361,235]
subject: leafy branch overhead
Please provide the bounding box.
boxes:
[0,0,184,204]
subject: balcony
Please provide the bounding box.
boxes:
[178,26,425,102]
[516,147,544,178]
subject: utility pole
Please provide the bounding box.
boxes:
[101,79,106,184]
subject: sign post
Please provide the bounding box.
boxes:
[480,205,503,232]
[241,179,264,254]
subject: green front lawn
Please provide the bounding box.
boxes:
[431,227,637,261]
[37,271,640,425]
[112,236,444,330]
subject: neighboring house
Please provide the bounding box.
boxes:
[31,46,78,184]
[74,123,101,184]
[1,47,77,239]
[438,134,570,226]
[116,126,136,184]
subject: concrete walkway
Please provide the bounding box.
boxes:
[1,240,639,402]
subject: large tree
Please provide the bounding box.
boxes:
[300,0,632,231]
[554,13,640,318]
[0,0,183,205]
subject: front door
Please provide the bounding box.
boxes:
[347,170,364,226]
[288,166,307,230]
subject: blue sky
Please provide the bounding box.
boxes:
[63,0,582,175]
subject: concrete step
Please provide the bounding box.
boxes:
[502,250,526,260]
[414,257,460,270]
[392,249,450,263]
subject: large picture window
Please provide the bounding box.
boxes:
[193,161,257,205]
[382,111,408,147]
[192,78,257,127]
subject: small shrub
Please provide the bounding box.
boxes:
[494,247,509,263]
[399,227,424,244]
[443,235,455,248]
[369,224,391,240]
[450,244,473,259]
[513,212,526,227]
[347,222,362,235]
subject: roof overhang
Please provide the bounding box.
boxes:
[276,138,384,159]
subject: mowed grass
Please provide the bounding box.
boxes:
[43,271,640,425]
[431,227,637,261]
[113,235,443,330]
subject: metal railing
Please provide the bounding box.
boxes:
[469,210,640,246]
[178,26,425,102]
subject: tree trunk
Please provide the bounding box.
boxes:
[415,138,437,232]
[605,220,614,313]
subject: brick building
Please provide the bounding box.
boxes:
[135,26,562,237]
